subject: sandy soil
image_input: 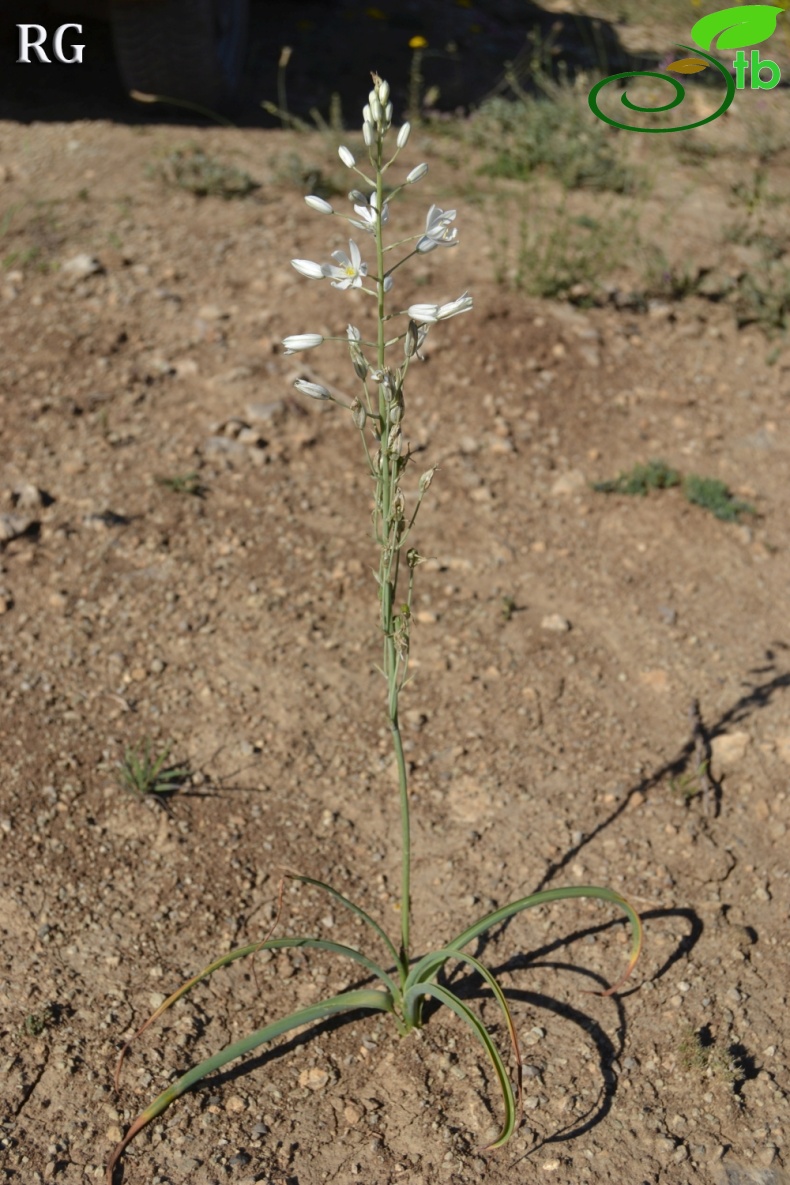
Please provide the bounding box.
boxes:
[1,76,790,1185]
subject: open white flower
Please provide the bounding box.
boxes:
[282,333,324,354]
[349,192,389,234]
[406,292,472,324]
[416,204,458,253]
[321,239,368,290]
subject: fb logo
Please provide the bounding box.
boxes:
[17,24,85,65]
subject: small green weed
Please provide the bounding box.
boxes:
[682,475,755,522]
[593,459,681,496]
[594,461,756,522]
[678,1025,737,1084]
[157,148,259,200]
[117,740,189,801]
[21,1006,55,1038]
[155,471,206,497]
[670,760,709,804]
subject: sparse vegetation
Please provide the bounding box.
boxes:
[156,148,260,200]
[116,740,189,802]
[594,462,756,521]
[155,471,206,497]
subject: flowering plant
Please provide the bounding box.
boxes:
[107,74,641,1183]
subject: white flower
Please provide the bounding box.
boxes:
[349,191,389,233]
[405,162,427,184]
[363,121,374,146]
[416,204,458,252]
[406,303,439,324]
[321,239,368,289]
[294,378,331,400]
[291,258,324,279]
[338,145,355,168]
[383,275,393,292]
[304,195,334,214]
[436,292,472,320]
[282,333,324,354]
[406,292,472,324]
[397,122,411,149]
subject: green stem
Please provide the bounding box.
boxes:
[374,129,411,966]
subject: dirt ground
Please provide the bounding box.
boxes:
[2,50,790,1185]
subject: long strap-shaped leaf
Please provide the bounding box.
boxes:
[404,980,517,1150]
[404,947,523,1133]
[107,987,394,1185]
[285,871,404,978]
[115,935,399,1089]
[445,885,643,996]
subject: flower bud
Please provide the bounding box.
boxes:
[363,103,372,123]
[348,189,366,204]
[363,120,374,146]
[370,96,383,123]
[304,195,334,214]
[378,79,390,104]
[291,258,325,279]
[405,162,428,184]
[338,145,355,168]
[419,467,436,494]
[294,378,331,400]
[368,89,377,109]
[385,102,393,123]
[389,400,403,425]
[282,333,324,354]
[351,399,367,430]
[396,121,411,149]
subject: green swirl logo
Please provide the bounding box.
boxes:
[588,4,783,133]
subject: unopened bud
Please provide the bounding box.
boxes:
[378,79,390,104]
[370,96,383,123]
[405,162,428,185]
[389,400,403,425]
[351,400,367,430]
[396,121,411,149]
[385,102,393,123]
[363,103,372,123]
[363,120,374,146]
[368,89,378,109]
[419,467,436,494]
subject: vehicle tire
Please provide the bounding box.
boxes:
[110,0,249,111]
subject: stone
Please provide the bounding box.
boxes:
[711,732,751,767]
[550,469,587,496]
[541,614,571,632]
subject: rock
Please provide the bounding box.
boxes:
[0,513,35,543]
[60,253,103,285]
[298,1067,330,1091]
[541,614,571,632]
[550,470,586,496]
[774,737,790,765]
[639,669,670,692]
[711,731,751,767]
[204,435,250,457]
[12,483,50,510]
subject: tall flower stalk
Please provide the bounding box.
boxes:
[107,76,642,1185]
